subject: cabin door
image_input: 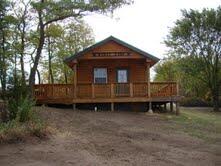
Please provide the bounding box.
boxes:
[116,69,130,96]
[117,69,128,83]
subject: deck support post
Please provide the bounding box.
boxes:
[175,102,180,115]
[111,102,114,111]
[164,103,167,111]
[147,102,153,114]
[72,103,76,111]
[170,102,173,112]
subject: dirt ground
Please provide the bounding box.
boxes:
[0,107,220,166]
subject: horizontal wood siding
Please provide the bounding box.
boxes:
[79,40,146,60]
[77,59,147,84]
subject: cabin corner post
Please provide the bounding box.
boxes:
[92,83,95,98]
[73,60,77,99]
[72,60,77,110]
[146,61,153,113]
[146,61,151,98]
[175,81,180,115]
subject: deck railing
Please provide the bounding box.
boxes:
[150,82,177,97]
[34,82,178,101]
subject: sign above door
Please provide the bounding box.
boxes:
[92,52,131,57]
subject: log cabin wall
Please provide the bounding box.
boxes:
[77,59,148,84]
[76,40,150,84]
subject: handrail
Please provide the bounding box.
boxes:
[34,82,178,100]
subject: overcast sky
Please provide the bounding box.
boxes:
[84,0,220,60]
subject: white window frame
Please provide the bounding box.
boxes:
[94,68,107,84]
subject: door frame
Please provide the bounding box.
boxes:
[116,68,130,83]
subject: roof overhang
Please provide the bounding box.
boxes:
[64,36,160,67]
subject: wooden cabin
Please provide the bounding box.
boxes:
[34,36,179,113]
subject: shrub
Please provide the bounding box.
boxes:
[180,97,212,107]
[0,120,26,143]
[8,97,35,122]
[0,116,49,143]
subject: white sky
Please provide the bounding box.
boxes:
[84,0,220,60]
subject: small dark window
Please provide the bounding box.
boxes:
[94,68,107,84]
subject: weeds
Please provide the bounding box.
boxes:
[166,108,221,142]
[0,115,49,143]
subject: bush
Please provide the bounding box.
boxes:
[8,97,35,122]
[0,120,26,143]
[0,80,49,143]
[0,116,49,143]
[180,97,212,107]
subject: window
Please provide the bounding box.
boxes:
[117,69,128,83]
[94,68,107,84]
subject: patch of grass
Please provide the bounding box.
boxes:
[165,108,221,142]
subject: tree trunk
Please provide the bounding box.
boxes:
[0,30,7,99]
[213,96,219,112]
[212,89,219,111]
[47,36,54,84]
[29,8,45,94]
[64,70,68,84]
[37,69,41,84]
[20,30,26,86]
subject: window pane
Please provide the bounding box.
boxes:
[94,68,107,83]
[95,78,106,83]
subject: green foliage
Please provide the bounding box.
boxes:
[180,97,212,107]
[154,59,178,81]
[8,97,35,123]
[164,7,221,110]
[41,20,95,83]
[154,57,209,99]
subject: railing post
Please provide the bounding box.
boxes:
[92,83,95,98]
[176,81,179,96]
[111,83,114,98]
[130,83,133,97]
[51,84,54,98]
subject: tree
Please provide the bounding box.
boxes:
[154,59,177,82]
[10,0,31,86]
[165,7,221,111]
[29,0,133,92]
[0,0,15,99]
[44,24,63,84]
[55,20,94,83]
[154,57,209,98]
[40,20,94,84]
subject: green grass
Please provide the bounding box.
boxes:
[165,108,221,142]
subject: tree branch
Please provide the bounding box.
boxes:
[43,11,82,26]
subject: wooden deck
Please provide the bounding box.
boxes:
[34,82,179,104]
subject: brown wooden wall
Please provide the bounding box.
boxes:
[77,59,148,84]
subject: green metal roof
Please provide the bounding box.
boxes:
[64,36,160,64]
